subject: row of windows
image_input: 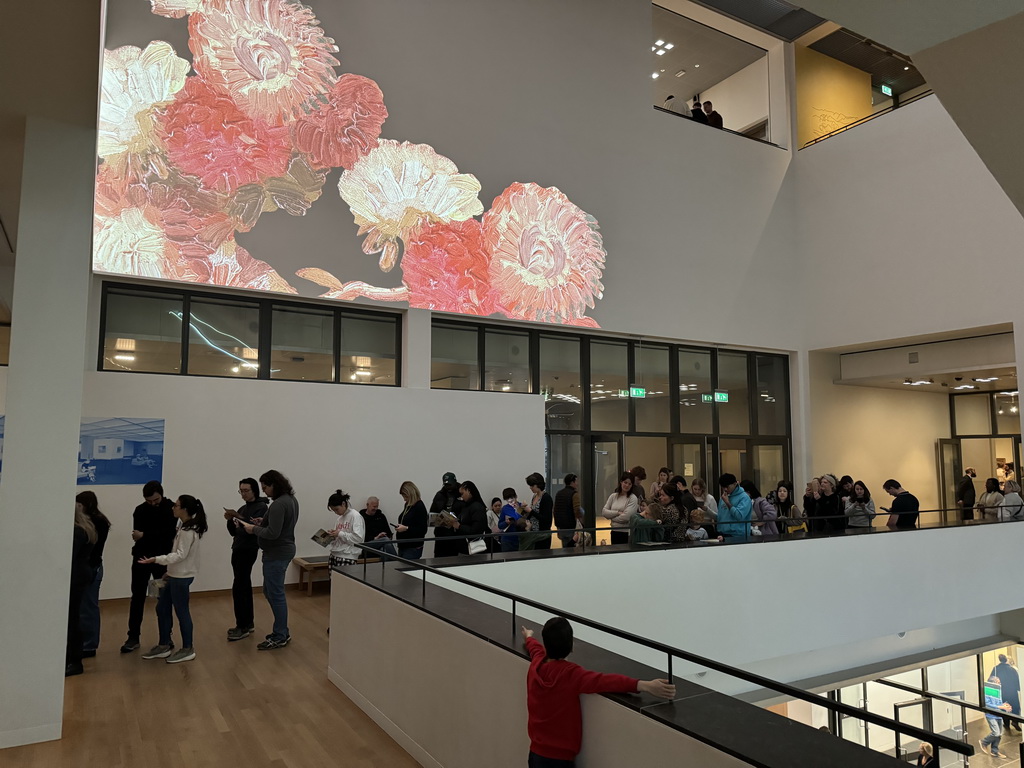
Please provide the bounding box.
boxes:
[431,320,791,437]
[99,285,400,386]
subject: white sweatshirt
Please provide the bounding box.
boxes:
[601,493,638,528]
[154,528,200,578]
[330,508,365,561]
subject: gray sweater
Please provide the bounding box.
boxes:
[254,494,299,561]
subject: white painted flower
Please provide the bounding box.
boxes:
[150,0,203,18]
[93,207,175,279]
[98,42,190,159]
[189,0,339,123]
[337,140,484,271]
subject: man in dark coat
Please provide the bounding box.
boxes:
[956,467,977,520]
[992,654,1022,731]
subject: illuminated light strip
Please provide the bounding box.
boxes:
[169,311,280,373]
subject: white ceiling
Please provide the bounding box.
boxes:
[651,5,766,105]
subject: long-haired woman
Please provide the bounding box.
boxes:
[601,472,638,545]
[76,491,110,658]
[66,503,97,676]
[395,481,428,559]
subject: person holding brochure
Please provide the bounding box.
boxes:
[238,470,298,651]
[222,477,267,641]
[395,481,428,560]
[138,495,208,665]
[324,489,364,567]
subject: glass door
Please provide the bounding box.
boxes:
[591,435,621,545]
[936,439,962,524]
[749,440,789,495]
[929,693,967,767]
[893,698,930,762]
[837,683,868,747]
[670,436,709,485]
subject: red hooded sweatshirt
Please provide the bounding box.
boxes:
[525,637,639,760]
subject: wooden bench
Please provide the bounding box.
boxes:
[293,555,381,595]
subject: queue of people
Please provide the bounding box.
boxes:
[661,95,724,128]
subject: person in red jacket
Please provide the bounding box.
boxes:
[522,618,675,766]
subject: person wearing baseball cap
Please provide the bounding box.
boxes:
[429,472,463,558]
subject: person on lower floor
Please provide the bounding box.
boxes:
[223,477,267,641]
[981,675,1013,758]
[552,474,581,549]
[499,488,523,552]
[883,480,921,528]
[446,481,488,555]
[601,472,637,545]
[77,491,110,658]
[326,489,365,568]
[523,617,675,767]
[429,472,464,558]
[67,504,97,677]
[360,496,396,557]
[523,473,554,550]
[122,480,178,653]
[487,498,503,554]
[138,495,208,665]
[717,474,752,539]
[992,654,1022,732]
[240,470,298,651]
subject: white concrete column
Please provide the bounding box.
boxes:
[789,348,813,485]
[0,116,94,748]
[402,308,432,390]
[1014,323,1024,438]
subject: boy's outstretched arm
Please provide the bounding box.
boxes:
[638,679,676,699]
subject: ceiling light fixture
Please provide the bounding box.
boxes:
[655,39,665,46]
[1012,406,1019,414]
[694,63,700,68]
[903,378,932,386]
[113,354,136,362]
[999,391,1019,396]
[953,384,976,390]
[904,66,910,71]
[354,369,372,377]
[242,347,258,360]
[674,69,685,77]
[974,377,999,382]
[656,49,665,56]
[664,43,674,50]
[114,338,136,352]
[651,72,659,79]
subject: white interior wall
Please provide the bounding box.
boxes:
[701,58,770,133]
[809,351,951,513]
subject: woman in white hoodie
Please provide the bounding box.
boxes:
[138,495,208,665]
[327,489,365,568]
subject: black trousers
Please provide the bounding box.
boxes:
[610,529,629,545]
[231,546,259,629]
[127,560,167,640]
[67,580,87,665]
[534,533,552,550]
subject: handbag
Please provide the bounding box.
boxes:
[573,519,592,546]
[468,538,487,555]
[146,576,166,598]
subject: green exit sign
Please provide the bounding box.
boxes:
[881,84,893,97]
[714,390,729,403]
[701,393,713,403]
[629,386,646,398]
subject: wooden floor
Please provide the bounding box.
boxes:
[3,587,420,768]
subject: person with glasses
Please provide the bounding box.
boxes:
[120,480,177,654]
[222,477,267,641]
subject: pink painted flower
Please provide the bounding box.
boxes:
[292,74,387,170]
[401,220,495,315]
[156,77,292,194]
[150,0,204,19]
[189,0,339,123]
[482,182,605,325]
[173,237,297,292]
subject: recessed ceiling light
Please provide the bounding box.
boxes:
[694,63,700,68]
[999,390,1020,396]
[953,384,976,390]
[655,39,665,46]
[674,69,685,77]
[664,43,674,50]
[974,377,999,382]
[656,49,666,55]
[113,354,135,362]
[651,72,659,79]
[904,66,910,70]
[1012,406,1019,414]
[652,46,657,51]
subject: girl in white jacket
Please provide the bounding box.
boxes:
[138,495,208,664]
[327,489,365,567]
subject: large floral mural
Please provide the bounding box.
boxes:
[93,0,607,326]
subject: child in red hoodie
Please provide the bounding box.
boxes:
[523,618,675,766]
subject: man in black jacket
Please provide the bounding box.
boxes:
[360,496,395,557]
[956,467,977,520]
[121,480,177,653]
[553,474,582,548]
[992,654,1022,731]
[429,472,464,558]
[224,477,268,641]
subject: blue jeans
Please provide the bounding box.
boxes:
[398,545,423,560]
[156,576,194,648]
[80,564,103,651]
[365,539,397,558]
[983,718,1003,752]
[262,558,290,641]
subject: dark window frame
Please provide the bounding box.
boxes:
[98,281,402,387]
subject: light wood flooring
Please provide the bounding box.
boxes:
[2,587,419,768]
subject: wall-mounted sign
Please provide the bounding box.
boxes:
[701,393,713,403]
[881,84,893,97]
[714,390,729,403]
[618,389,629,398]
[629,386,646,398]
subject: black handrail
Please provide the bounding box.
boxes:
[652,104,783,149]
[876,677,1024,725]
[801,89,935,148]
[348,542,972,756]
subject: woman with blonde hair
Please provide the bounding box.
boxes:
[395,481,428,559]
[689,477,718,522]
[67,503,98,676]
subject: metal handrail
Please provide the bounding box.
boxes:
[652,104,784,149]
[876,678,1024,724]
[348,542,972,756]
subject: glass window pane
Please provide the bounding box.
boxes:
[102,290,183,373]
[187,298,260,378]
[546,434,582,519]
[994,393,1021,435]
[431,323,478,390]
[341,314,397,386]
[541,336,582,430]
[925,655,979,706]
[484,329,530,393]
[634,345,670,433]
[954,394,991,435]
[717,351,750,435]
[678,348,712,433]
[271,307,334,382]
[590,340,629,431]
[0,324,10,365]
[755,355,788,435]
